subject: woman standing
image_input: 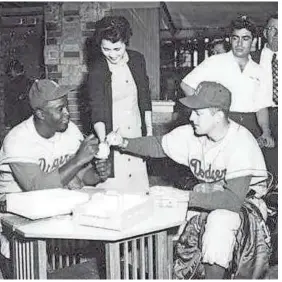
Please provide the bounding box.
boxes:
[87,16,152,194]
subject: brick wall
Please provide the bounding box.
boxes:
[0,6,44,142]
[43,2,111,132]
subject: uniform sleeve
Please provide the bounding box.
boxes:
[161,125,193,166]
[182,56,215,89]
[225,130,268,187]
[10,162,62,191]
[189,176,251,212]
[1,133,39,164]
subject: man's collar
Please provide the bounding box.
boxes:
[264,43,278,55]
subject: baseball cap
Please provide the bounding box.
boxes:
[29,79,73,109]
[179,81,231,111]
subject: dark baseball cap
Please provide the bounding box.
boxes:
[179,81,232,111]
[29,79,73,109]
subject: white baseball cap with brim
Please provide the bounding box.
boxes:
[29,79,74,109]
[179,81,232,111]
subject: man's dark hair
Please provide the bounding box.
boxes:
[6,59,24,75]
[93,16,133,46]
[266,13,278,25]
[230,15,257,38]
[208,38,231,54]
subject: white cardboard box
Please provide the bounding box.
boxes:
[73,192,154,231]
[6,188,90,220]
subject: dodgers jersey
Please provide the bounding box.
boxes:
[162,120,268,197]
[0,116,83,193]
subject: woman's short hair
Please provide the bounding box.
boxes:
[93,16,133,46]
[230,15,257,38]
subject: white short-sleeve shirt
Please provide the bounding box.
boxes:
[259,46,278,108]
[182,51,272,112]
[162,120,268,197]
[0,116,83,193]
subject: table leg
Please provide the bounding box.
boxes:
[155,230,169,279]
[167,231,175,279]
[12,235,47,279]
[105,242,121,279]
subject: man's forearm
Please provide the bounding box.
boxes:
[59,155,87,186]
[189,176,251,213]
[124,136,167,158]
[256,107,271,134]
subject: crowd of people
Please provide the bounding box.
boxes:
[0,12,278,279]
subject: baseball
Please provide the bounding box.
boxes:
[95,142,110,159]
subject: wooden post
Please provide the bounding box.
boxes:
[12,235,47,279]
[155,230,169,279]
[105,242,121,279]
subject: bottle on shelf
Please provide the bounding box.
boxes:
[193,39,198,67]
[258,36,262,50]
[204,37,209,59]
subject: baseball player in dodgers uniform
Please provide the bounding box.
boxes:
[106,81,268,279]
[0,79,111,263]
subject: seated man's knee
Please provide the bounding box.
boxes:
[201,209,241,269]
[206,209,240,231]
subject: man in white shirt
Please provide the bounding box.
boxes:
[0,79,111,277]
[251,13,278,266]
[181,15,274,148]
[251,13,278,186]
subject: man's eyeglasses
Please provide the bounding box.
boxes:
[265,26,278,34]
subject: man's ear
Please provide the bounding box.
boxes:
[251,37,257,52]
[215,110,225,121]
[263,28,267,39]
[34,109,45,120]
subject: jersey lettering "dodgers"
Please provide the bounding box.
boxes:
[0,116,83,193]
[162,120,268,196]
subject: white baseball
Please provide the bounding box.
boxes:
[95,142,110,159]
[106,131,123,146]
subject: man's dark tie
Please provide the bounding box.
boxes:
[272,53,278,105]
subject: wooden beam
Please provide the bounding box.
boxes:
[110,2,160,9]
[160,2,177,37]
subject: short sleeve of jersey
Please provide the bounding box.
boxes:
[225,127,267,184]
[1,120,84,165]
[1,126,38,164]
[162,125,194,166]
[182,56,216,89]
